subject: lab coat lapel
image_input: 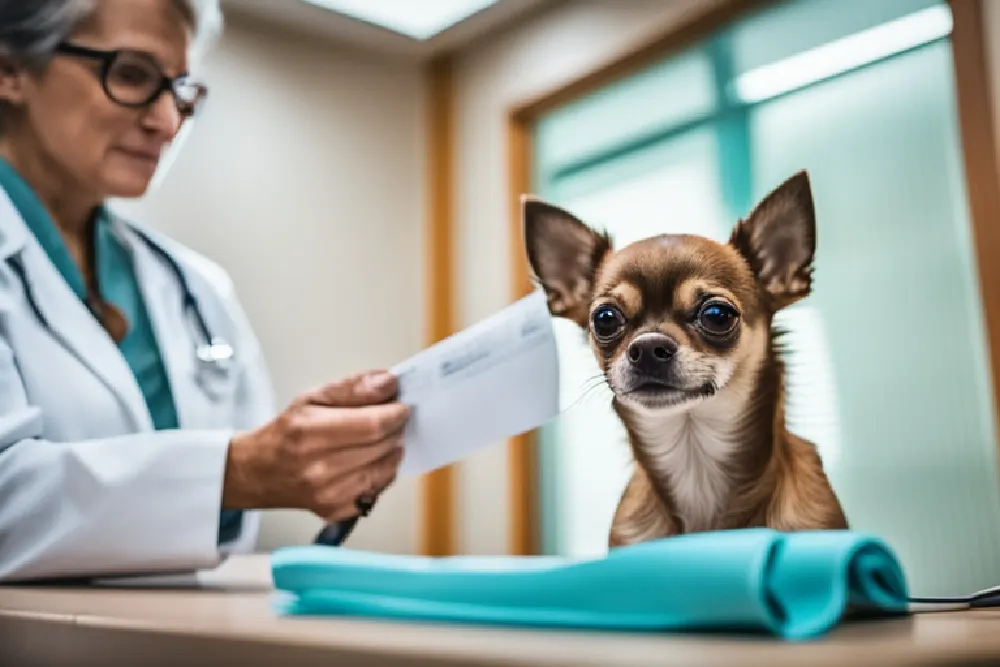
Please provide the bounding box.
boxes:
[0,190,153,431]
[113,221,201,429]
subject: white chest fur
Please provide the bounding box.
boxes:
[629,401,740,533]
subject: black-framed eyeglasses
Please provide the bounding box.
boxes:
[54,42,208,118]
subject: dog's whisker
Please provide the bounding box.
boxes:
[562,374,612,412]
[564,387,607,411]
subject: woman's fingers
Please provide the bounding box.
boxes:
[302,434,402,488]
[286,401,409,452]
[303,370,399,407]
[319,445,404,522]
[222,372,410,520]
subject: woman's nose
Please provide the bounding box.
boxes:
[141,91,185,138]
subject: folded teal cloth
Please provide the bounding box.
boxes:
[270,528,909,640]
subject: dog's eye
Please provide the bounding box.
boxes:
[698,301,738,335]
[592,305,625,340]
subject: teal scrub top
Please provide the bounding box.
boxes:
[0,156,240,544]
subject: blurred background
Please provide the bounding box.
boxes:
[111,0,1000,599]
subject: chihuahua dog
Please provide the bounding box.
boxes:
[522,170,848,548]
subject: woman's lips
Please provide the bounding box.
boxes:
[117,148,161,165]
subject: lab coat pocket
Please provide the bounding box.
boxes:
[186,356,241,428]
[196,363,238,400]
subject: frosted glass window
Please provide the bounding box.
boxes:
[536,127,844,561]
[530,0,1000,597]
[540,129,730,557]
[728,0,940,74]
[748,39,1000,597]
[535,51,717,186]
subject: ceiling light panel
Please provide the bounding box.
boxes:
[301,0,501,40]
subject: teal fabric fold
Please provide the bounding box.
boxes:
[270,528,909,640]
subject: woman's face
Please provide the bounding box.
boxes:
[5,0,196,199]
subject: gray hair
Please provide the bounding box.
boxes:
[0,0,223,70]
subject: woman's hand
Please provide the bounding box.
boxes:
[222,370,409,523]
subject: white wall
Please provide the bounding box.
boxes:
[113,13,427,554]
[452,0,733,554]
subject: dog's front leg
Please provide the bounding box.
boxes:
[608,468,677,547]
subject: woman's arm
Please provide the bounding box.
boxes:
[0,272,284,581]
[214,282,277,556]
[0,294,409,582]
[0,332,240,582]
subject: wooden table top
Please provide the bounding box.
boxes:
[1,554,999,667]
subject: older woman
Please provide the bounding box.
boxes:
[0,0,408,581]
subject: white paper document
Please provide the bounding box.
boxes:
[392,290,560,476]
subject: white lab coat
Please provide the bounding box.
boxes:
[0,184,276,582]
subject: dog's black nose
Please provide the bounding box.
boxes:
[627,333,678,372]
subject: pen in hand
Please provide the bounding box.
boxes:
[313,495,376,546]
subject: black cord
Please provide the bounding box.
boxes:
[906,583,1000,609]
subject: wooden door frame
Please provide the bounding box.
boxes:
[504,0,1000,556]
[421,54,458,557]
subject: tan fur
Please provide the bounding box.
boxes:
[610,282,643,316]
[522,171,849,550]
[609,467,678,546]
[610,389,848,547]
[608,312,847,546]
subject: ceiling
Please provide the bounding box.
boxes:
[219,0,559,60]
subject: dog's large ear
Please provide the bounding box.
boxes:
[522,196,611,328]
[729,170,816,311]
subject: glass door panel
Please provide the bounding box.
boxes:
[529,0,1000,598]
[748,39,1000,596]
[537,129,731,557]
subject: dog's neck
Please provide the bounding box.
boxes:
[614,343,783,534]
